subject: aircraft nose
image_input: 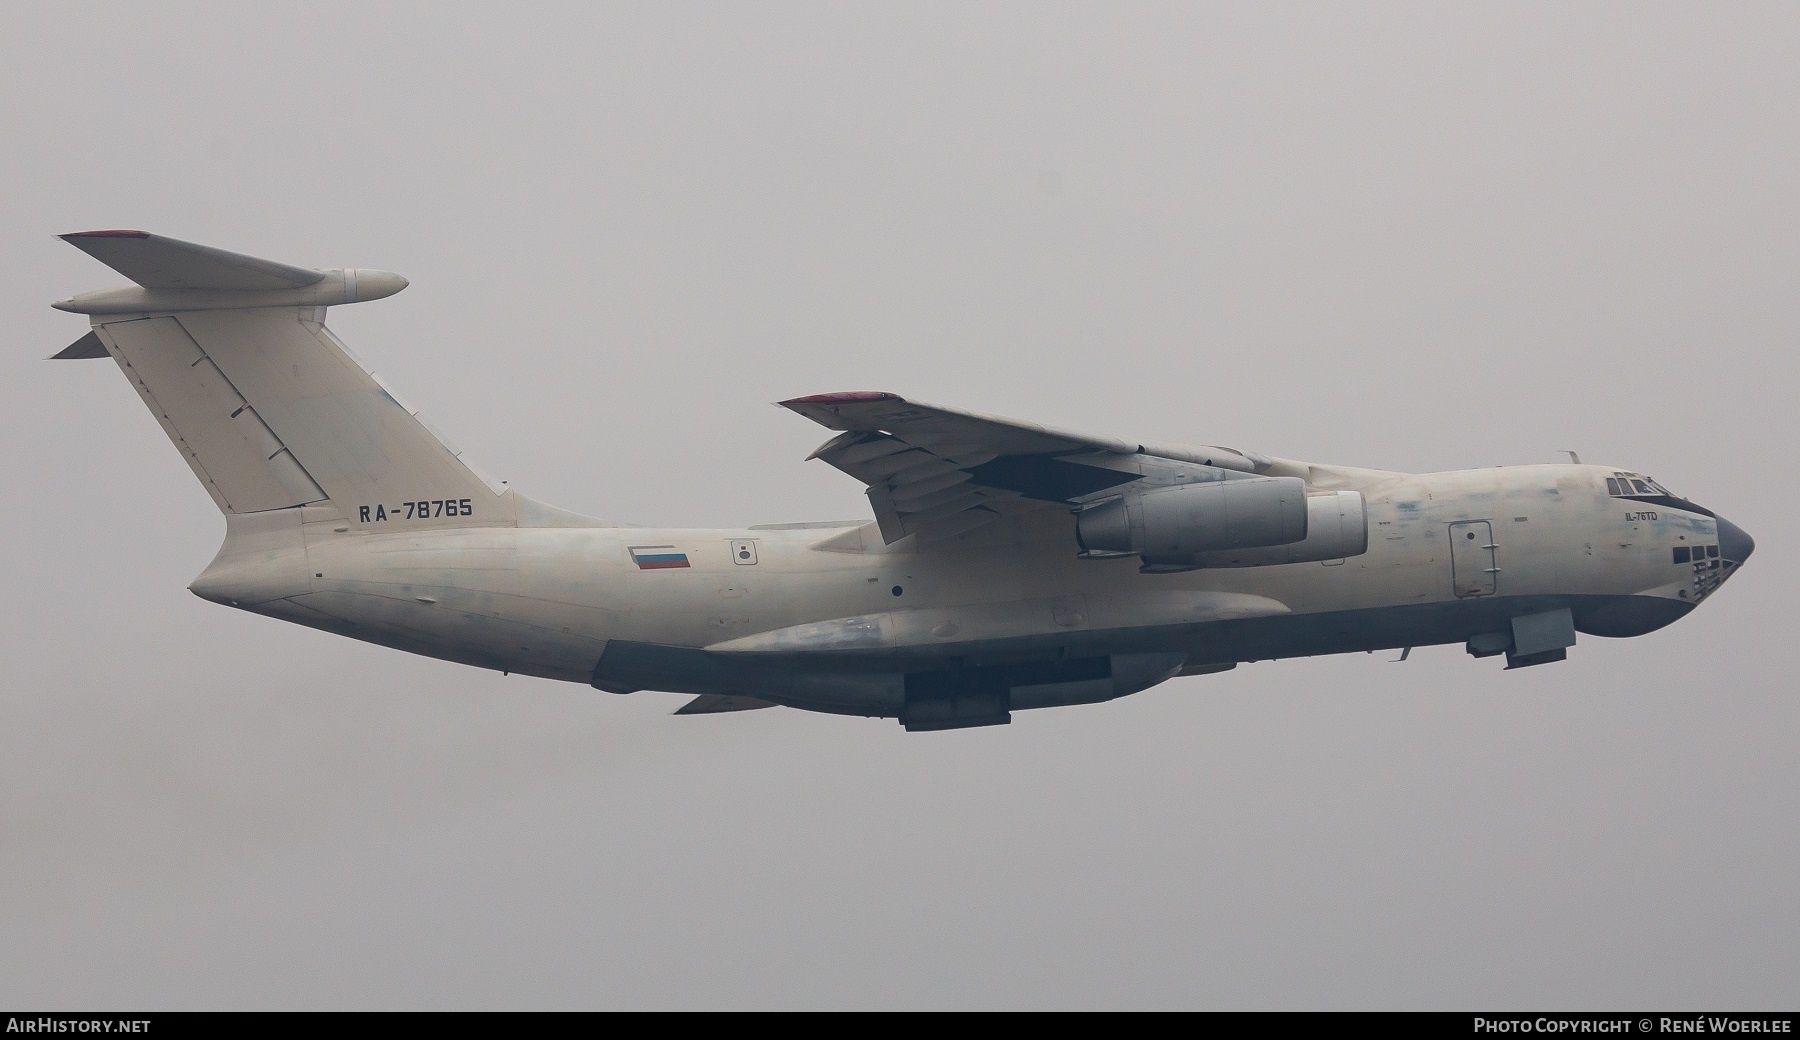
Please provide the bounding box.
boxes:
[1717,515,1755,565]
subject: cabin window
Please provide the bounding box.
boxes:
[1673,546,1690,563]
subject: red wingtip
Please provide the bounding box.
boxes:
[61,229,151,239]
[780,391,904,406]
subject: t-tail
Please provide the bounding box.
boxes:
[50,231,603,604]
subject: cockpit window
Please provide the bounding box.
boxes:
[1607,472,1714,517]
[1608,473,1673,497]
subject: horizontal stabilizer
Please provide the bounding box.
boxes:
[53,230,407,315]
[50,330,107,360]
[59,230,325,291]
[674,693,781,715]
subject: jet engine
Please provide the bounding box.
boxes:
[1076,476,1309,557]
[1178,490,1368,569]
[1076,479,1369,571]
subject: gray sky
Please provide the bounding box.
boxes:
[3,2,1795,1009]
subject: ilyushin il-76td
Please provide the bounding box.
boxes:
[51,232,1754,731]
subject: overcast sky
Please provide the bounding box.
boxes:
[3,2,1795,1009]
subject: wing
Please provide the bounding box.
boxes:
[779,392,1272,544]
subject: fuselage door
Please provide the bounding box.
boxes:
[1449,520,1498,598]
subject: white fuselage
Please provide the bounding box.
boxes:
[54,232,1751,728]
[194,463,1725,707]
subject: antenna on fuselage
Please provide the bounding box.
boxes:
[1562,450,1582,464]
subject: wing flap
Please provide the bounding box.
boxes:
[888,468,973,503]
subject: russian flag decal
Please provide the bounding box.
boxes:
[628,545,691,570]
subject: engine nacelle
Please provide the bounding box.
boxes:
[1146,490,1368,571]
[1076,476,1309,558]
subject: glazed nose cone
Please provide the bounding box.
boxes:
[1716,515,1755,566]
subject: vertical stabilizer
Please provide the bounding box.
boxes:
[54,231,510,530]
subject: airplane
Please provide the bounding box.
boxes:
[50,231,1755,731]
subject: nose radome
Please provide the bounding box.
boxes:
[1717,515,1755,565]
